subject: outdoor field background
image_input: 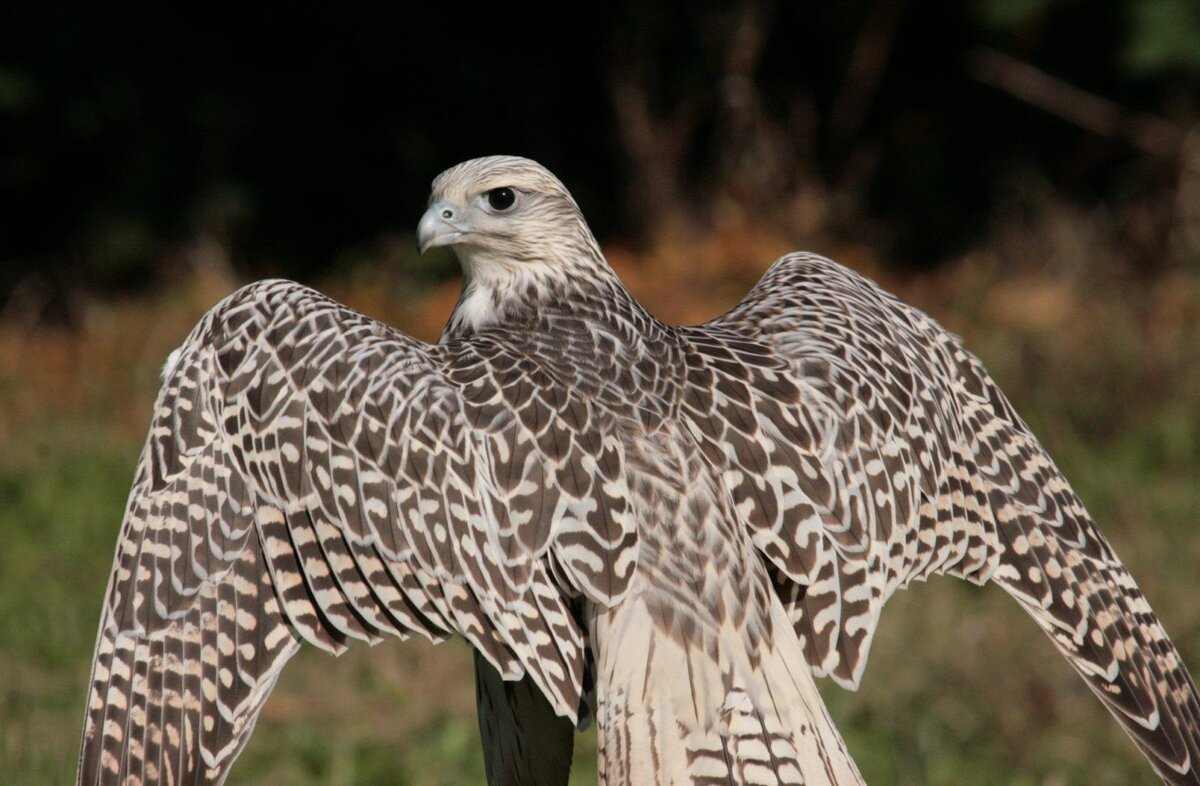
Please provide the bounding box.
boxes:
[3,2,1199,784]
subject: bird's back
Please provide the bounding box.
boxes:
[587,423,865,786]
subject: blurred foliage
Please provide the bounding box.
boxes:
[974,0,1200,82]
[1124,0,1200,78]
[1,0,1197,318]
[973,0,1051,30]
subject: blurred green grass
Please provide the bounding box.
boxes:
[2,225,1198,784]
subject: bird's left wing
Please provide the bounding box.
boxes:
[680,253,1200,785]
[78,280,637,785]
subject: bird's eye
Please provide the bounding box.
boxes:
[486,187,517,212]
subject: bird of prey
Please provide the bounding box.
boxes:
[78,155,1200,786]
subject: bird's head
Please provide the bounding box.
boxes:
[417,156,600,277]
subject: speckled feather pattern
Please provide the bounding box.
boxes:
[78,156,1200,785]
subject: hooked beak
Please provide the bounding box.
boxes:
[417,202,464,254]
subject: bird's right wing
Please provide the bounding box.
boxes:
[78,279,638,785]
[681,253,1200,784]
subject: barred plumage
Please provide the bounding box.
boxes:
[79,155,1200,785]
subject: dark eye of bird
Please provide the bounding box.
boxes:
[487,187,516,211]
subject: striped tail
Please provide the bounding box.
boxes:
[588,592,865,786]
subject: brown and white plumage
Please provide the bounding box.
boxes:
[78,155,1200,785]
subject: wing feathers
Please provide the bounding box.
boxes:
[79,279,633,784]
[83,258,1199,786]
[692,253,1200,784]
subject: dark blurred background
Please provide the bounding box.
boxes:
[2,0,1197,316]
[3,3,1200,785]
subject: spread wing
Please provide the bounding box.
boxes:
[681,253,1200,784]
[77,279,637,786]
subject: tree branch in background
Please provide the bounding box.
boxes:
[829,0,904,151]
[714,0,792,208]
[609,50,699,235]
[967,46,1193,167]
[968,47,1200,261]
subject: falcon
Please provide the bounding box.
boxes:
[78,155,1200,785]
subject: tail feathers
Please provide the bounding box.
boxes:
[592,597,864,786]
